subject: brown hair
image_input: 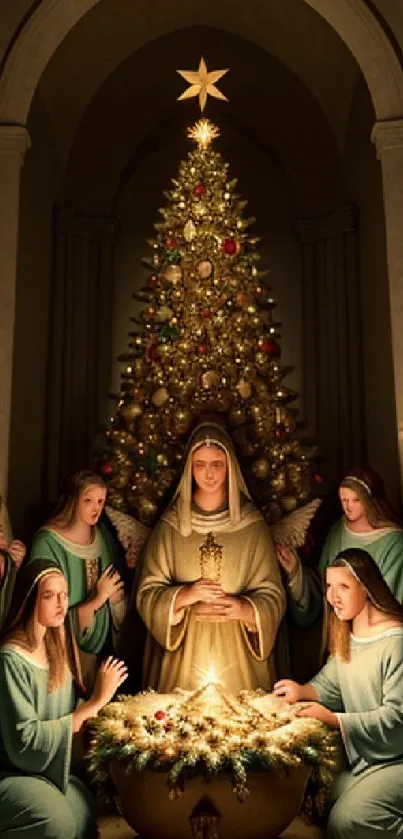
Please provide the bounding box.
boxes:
[340,467,402,529]
[46,470,106,530]
[327,547,403,662]
[1,564,85,694]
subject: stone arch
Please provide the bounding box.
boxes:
[0,0,403,125]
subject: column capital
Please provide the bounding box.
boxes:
[295,204,356,243]
[0,124,30,162]
[371,119,403,159]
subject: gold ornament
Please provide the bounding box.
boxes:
[151,387,170,408]
[154,306,173,323]
[201,370,219,389]
[177,57,229,113]
[164,264,182,284]
[280,495,298,513]
[183,220,197,241]
[251,458,270,479]
[271,470,287,494]
[197,259,213,279]
[121,403,143,427]
[236,378,252,400]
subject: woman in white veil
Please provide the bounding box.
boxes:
[135,422,285,694]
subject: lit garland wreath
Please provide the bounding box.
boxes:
[87,686,341,802]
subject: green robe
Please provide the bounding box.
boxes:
[136,511,285,694]
[289,519,403,628]
[0,646,95,838]
[30,526,114,655]
[310,628,403,838]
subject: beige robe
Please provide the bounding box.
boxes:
[136,508,285,694]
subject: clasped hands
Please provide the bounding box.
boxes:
[175,578,255,625]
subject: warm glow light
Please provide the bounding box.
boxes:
[188,118,220,148]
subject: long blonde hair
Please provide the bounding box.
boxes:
[1,561,84,693]
[46,470,106,531]
[328,548,403,661]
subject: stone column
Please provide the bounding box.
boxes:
[296,205,364,484]
[372,119,403,493]
[0,125,30,498]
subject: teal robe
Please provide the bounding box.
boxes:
[289,520,403,628]
[310,628,403,838]
[30,525,116,655]
[0,646,95,838]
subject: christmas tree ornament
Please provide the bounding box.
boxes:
[200,370,219,389]
[183,220,197,241]
[151,387,170,408]
[100,462,115,476]
[193,184,206,196]
[222,238,239,256]
[177,57,229,112]
[257,336,281,357]
[197,259,213,278]
[280,495,298,513]
[155,306,174,323]
[121,403,143,427]
[164,264,182,284]
[251,458,270,479]
[235,378,252,400]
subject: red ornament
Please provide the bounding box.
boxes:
[146,343,161,363]
[147,275,159,289]
[314,473,324,484]
[200,308,212,319]
[154,710,166,721]
[193,184,206,196]
[257,337,281,358]
[274,423,286,441]
[255,286,264,297]
[165,236,178,249]
[197,342,209,355]
[100,463,114,476]
[222,238,238,256]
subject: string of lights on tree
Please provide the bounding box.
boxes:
[98,58,320,525]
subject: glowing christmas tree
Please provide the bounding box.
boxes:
[99,60,317,525]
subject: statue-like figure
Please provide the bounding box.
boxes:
[134,422,286,694]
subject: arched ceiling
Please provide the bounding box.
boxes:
[64,25,342,217]
[35,0,360,172]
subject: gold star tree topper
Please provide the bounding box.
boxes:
[177,56,229,112]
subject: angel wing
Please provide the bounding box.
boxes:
[105,505,150,569]
[271,498,322,549]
